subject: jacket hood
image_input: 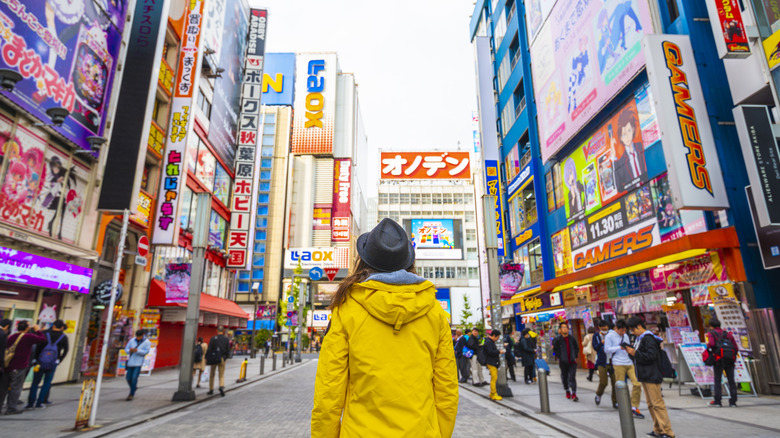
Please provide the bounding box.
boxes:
[352,270,437,333]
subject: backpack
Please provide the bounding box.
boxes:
[712,330,737,364]
[476,345,487,366]
[38,332,65,371]
[658,348,676,379]
[193,343,204,363]
[205,336,223,365]
[3,333,24,368]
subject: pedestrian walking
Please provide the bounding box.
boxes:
[311,218,458,437]
[705,319,739,407]
[625,317,675,438]
[192,337,207,388]
[124,330,151,401]
[453,329,471,383]
[467,327,487,387]
[264,339,271,358]
[606,319,644,418]
[518,329,536,384]
[0,319,10,383]
[552,321,579,401]
[206,326,230,397]
[27,320,68,409]
[593,319,617,408]
[0,321,44,414]
[503,330,517,382]
[582,326,596,381]
[484,329,504,401]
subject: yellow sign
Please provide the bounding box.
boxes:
[708,283,738,306]
[515,229,533,246]
[65,320,77,334]
[765,28,780,70]
[520,296,543,312]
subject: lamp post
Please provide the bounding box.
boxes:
[250,282,259,359]
[482,195,513,397]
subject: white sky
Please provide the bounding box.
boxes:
[249,0,479,154]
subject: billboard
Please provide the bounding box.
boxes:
[0,0,126,152]
[312,309,332,328]
[644,34,729,210]
[313,205,331,230]
[262,53,295,105]
[705,0,751,58]
[380,152,471,179]
[290,53,338,154]
[499,263,525,299]
[485,161,506,257]
[531,0,653,162]
[153,0,206,245]
[283,247,350,269]
[406,219,463,260]
[0,246,92,294]
[207,0,250,165]
[332,158,351,242]
[746,186,780,269]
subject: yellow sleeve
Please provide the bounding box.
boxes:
[433,311,459,437]
[311,307,349,438]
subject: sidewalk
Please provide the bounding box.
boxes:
[464,367,780,438]
[0,353,305,437]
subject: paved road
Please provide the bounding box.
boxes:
[110,360,556,438]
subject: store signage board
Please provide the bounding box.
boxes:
[735,107,780,226]
[745,186,780,269]
[261,53,295,105]
[291,53,338,154]
[380,152,471,180]
[705,0,751,59]
[570,217,660,272]
[332,159,351,242]
[485,160,506,257]
[643,34,729,210]
[0,247,92,294]
[284,247,350,269]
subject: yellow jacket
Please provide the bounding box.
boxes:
[311,274,459,437]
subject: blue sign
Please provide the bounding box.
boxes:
[485,160,506,257]
[309,267,324,281]
[262,53,295,105]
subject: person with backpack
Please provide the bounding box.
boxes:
[206,326,230,397]
[27,319,69,409]
[467,327,487,387]
[124,330,151,401]
[192,337,207,388]
[706,319,738,407]
[453,329,471,383]
[593,319,617,408]
[606,319,644,418]
[0,321,44,414]
[552,322,580,402]
[582,326,597,381]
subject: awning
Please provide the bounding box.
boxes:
[541,227,744,293]
[501,286,541,306]
[147,279,249,319]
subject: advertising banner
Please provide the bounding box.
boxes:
[410,219,463,260]
[734,106,780,226]
[571,216,660,272]
[0,0,126,152]
[153,0,206,245]
[291,53,338,154]
[165,263,191,303]
[262,53,295,106]
[130,191,154,228]
[552,228,573,276]
[525,0,555,45]
[705,0,751,58]
[644,34,729,210]
[312,205,331,230]
[0,246,92,293]
[380,152,471,179]
[499,263,525,299]
[560,83,659,223]
[284,247,350,269]
[312,309,331,328]
[226,9,267,268]
[256,304,277,319]
[207,0,249,165]
[746,186,780,269]
[98,0,169,211]
[531,0,653,162]
[332,158,351,242]
[485,160,506,257]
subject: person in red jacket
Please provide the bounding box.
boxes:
[706,319,739,407]
[0,321,45,415]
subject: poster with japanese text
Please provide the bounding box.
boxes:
[380,152,471,180]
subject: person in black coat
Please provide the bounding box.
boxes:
[0,319,10,378]
[503,331,517,382]
[518,329,536,383]
[466,328,486,387]
[552,322,580,401]
[453,329,471,383]
[483,330,504,401]
[626,317,675,438]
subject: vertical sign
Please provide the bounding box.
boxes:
[706,0,751,59]
[290,53,338,154]
[643,35,729,210]
[153,0,206,244]
[746,186,780,269]
[226,9,267,268]
[484,160,506,257]
[332,158,351,242]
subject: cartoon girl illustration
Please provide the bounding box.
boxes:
[564,158,584,216]
[38,156,76,239]
[568,37,590,114]
[3,161,29,205]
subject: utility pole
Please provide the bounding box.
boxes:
[482,195,513,397]
[172,192,211,401]
[250,282,259,359]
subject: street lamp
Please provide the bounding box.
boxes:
[481,194,513,397]
[251,282,260,359]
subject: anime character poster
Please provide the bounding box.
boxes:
[525,0,556,44]
[0,0,126,151]
[551,228,573,276]
[0,123,47,231]
[606,103,648,192]
[499,263,525,299]
[30,147,74,241]
[651,175,683,239]
[165,263,192,303]
[58,162,87,243]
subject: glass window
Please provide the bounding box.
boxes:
[546,171,555,212]
[442,193,453,204]
[252,269,264,280]
[465,211,475,223]
[180,186,193,229]
[264,113,276,123]
[435,267,445,278]
[260,170,271,180]
[213,164,230,206]
[261,146,273,157]
[261,158,272,168]
[501,102,515,138]
[458,267,467,278]
[522,182,537,228]
[468,267,479,279]
[432,193,442,204]
[465,193,474,204]
[208,211,227,249]
[466,228,476,241]
[421,193,432,204]
[505,144,520,182]
[263,124,275,135]
[400,193,410,204]
[255,230,266,241]
[258,193,269,203]
[257,206,269,215]
[379,193,389,204]
[389,193,399,204]
[497,54,511,92]
[446,267,455,278]
[410,193,420,204]
[262,135,275,146]
[256,217,267,228]
[467,247,478,260]
[254,242,266,253]
[528,238,543,285]
[252,255,265,268]
[453,194,464,205]
[259,182,271,191]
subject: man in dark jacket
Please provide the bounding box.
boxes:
[0,318,10,373]
[593,319,616,407]
[27,319,69,408]
[0,321,45,415]
[206,326,231,396]
[626,317,675,438]
[453,329,471,383]
[552,322,580,401]
[466,328,486,387]
[503,331,516,382]
[706,319,739,407]
[483,330,504,401]
[518,329,536,383]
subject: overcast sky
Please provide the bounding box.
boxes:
[249,0,479,154]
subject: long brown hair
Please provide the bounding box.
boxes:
[329,257,418,310]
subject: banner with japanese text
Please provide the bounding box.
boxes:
[332,158,351,242]
[380,152,471,179]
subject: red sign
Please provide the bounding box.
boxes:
[713,0,750,56]
[324,268,339,282]
[380,152,471,179]
[332,159,351,242]
[137,236,149,258]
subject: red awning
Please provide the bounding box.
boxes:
[148,279,248,319]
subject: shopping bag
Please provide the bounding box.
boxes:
[201,366,210,384]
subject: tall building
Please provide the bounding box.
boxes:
[471,0,780,383]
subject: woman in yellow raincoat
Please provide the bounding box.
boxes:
[311,218,459,437]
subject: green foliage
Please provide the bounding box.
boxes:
[254,329,272,348]
[475,319,486,337]
[460,293,473,328]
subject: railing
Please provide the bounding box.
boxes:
[511,46,522,69]
[506,2,516,25]
[515,96,526,118]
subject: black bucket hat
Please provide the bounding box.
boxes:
[356,218,415,272]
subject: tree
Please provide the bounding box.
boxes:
[254,329,273,349]
[460,293,473,328]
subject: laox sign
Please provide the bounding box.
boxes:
[290,250,333,262]
[305,60,326,128]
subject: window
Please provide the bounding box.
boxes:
[497,54,511,93]
[453,194,464,205]
[553,163,564,209]
[458,267,467,278]
[379,193,389,204]
[432,193,442,204]
[468,267,479,279]
[260,170,271,180]
[255,230,267,240]
[522,182,537,229]
[265,113,276,123]
[514,80,525,117]
[466,228,476,241]
[389,193,399,204]
[197,89,211,117]
[494,8,507,46]
[258,193,270,203]
[256,217,267,228]
[505,144,520,182]
[442,193,453,204]
[261,158,272,168]
[257,206,269,215]
[501,102,515,138]
[254,242,266,253]
[509,34,520,68]
[435,267,445,278]
[263,124,275,135]
[467,247,478,260]
[262,135,275,146]
[665,0,680,24]
[508,195,523,236]
[252,255,265,268]
[528,238,543,285]
[465,193,474,205]
[400,193,410,204]
[446,267,455,278]
[421,193,432,204]
[465,211,475,223]
[261,146,273,157]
